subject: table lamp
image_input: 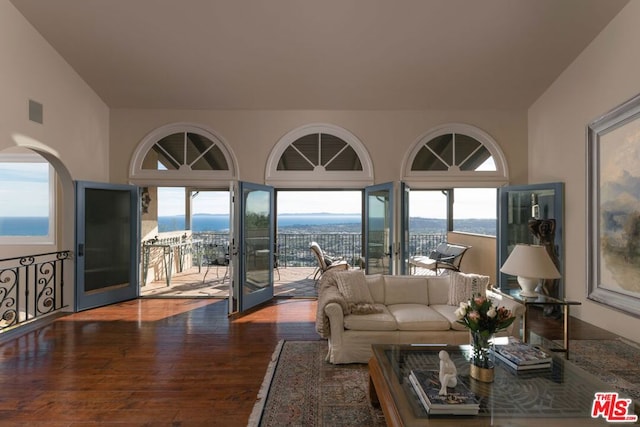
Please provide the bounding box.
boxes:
[500,244,560,297]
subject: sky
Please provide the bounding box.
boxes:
[0,162,49,216]
[159,187,497,218]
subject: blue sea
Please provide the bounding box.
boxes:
[159,213,362,232]
[1,214,495,235]
[0,217,49,236]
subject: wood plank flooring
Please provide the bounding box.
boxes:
[0,297,619,426]
[0,298,319,426]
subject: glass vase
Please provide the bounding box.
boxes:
[469,330,495,382]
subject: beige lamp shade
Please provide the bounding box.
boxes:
[500,244,560,296]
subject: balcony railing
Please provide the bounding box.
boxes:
[191,232,447,268]
[0,251,71,331]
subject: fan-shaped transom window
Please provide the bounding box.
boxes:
[266,124,373,188]
[403,123,508,187]
[143,132,229,171]
[412,133,495,172]
[277,133,362,172]
[130,123,237,186]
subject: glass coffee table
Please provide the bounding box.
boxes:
[369,343,636,426]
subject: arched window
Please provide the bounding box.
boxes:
[129,123,237,186]
[266,124,373,188]
[402,123,508,188]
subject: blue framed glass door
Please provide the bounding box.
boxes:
[364,182,394,275]
[75,181,139,311]
[231,181,275,313]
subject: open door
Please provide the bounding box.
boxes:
[399,182,410,275]
[497,182,564,295]
[364,182,394,275]
[230,181,275,314]
[75,181,139,311]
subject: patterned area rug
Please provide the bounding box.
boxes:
[565,338,640,403]
[250,338,640,426]
[249,340,385,427]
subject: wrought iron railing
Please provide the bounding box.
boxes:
[0,251,71,330]
[191,232,447,268]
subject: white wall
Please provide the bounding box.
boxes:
[109,109,527,187]
[0,1,110,259]
[529,2,640,342]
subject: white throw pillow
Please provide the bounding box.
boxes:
[447,271,490,306]
[335,270,382,314]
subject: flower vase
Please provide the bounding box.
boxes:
[469,330,495,383]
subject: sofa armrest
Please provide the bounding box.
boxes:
[324,302,345,339]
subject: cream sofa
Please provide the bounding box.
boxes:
[316,270,525,364]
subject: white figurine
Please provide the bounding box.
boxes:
[438,350,458,396]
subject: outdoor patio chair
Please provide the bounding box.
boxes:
[203,243,229,283]
[409,242,471,275]
[310,241,349,282]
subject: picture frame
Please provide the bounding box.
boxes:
[587,93,640,318]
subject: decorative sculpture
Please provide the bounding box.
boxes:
[438,350,458,395]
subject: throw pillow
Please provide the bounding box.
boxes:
[448,271,490,306]
[335,270,382,315]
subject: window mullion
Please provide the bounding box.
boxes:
[183,132,188,168]
[425,143,450,169]
[323,144,349,168]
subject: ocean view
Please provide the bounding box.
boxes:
[0,217,49,236]
[0,214,495,236]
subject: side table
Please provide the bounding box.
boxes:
[487,287,581,359]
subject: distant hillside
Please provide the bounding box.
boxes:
[160,213,496,236]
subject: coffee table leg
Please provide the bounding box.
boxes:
[369,374,380,407]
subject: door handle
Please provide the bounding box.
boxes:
[78,243,84,257]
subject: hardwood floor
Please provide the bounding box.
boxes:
[0,298,319,426]
[0,297,620,426]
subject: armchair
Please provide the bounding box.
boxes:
[310,241,349,281]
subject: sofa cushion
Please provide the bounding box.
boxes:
[343,305,398,331]
[335,270,382,314]
[384,275,429,305]
[387,304,450,331]
[448,271,490,306]
[365,274,385,304]
[427,276,451,305]
[431,304,468,331]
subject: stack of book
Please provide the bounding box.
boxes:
[493,338,552,371]
[408,369,480,415]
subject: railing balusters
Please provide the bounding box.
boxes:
[0,251,71,331]
[191,232,447,268]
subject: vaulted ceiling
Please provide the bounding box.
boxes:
[10,0,629,110]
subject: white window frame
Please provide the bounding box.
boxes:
[129,123,238,187]
[401,123,509,188]
[0,153,55,245]
[265,123,374,188]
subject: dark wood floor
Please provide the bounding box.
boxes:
[0,297,619,426]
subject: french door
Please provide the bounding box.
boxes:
[75,181,139,311]
[364,182,394,275]
[230,181,275,314]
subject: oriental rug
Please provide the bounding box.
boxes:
[248,340,385,427]
[249,338,640,426]
[563,338,640,402]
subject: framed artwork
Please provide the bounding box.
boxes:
[587,93,640,318]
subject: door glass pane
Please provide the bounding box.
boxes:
[367,190,390,275]
[243,188,271,295]
[84,188,132,293]
[409,190,448,258]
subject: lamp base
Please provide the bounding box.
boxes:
[517,276,539,297]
